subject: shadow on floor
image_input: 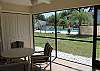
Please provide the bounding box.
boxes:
[32,65,50,71]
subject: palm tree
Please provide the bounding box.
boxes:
[57,11,69,29]
[47,15,55,26]
[69,9,93,35]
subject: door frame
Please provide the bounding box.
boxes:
[92,5,100,70]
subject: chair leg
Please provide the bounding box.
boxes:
[50,62,51,71]
[50,53,52,71]
[39,65,42,71]
[24,57,26,60]
[31,57,32,71]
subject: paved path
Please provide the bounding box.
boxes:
[35,47,92,66]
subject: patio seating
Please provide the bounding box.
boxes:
[11,41,24,48]
[31,42,53,71]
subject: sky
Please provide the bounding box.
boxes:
[41,7,94,18]
[42,12,55,18]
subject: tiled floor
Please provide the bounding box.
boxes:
[31,57,100,71]
[33,58,92,71]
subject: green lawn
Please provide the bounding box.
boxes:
[34,32,100,58]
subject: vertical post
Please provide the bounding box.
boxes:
[92,6,97,71]
[50,50,52,71]
[0,13,3,55]
[55,11,57,58]
[31,14,35,71]
[32,15,35,51]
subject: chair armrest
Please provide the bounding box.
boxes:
[33,51,44,55]
[31,55,49,60]
[31,55,49,58]
[34,51,44,53]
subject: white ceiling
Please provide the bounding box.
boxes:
[0,0,53,6]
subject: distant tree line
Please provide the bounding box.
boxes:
[36,7,94,35]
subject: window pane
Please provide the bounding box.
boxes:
[57,39,92,65]
[56,7,93,40]
[56,7,93,66]
[97,10,100,25]
[33,12,55,38]
[96,39,100,60]
[34,37,56,57]
[96,9,100,61]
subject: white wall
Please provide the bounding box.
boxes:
[1,13,33,51]
[80,26,93,35]
[0,13,3,55]
[80,26,100,36]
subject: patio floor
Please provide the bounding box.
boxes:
[32,47,100,71]
[32,57,92,71]
[46,58,92,71]
[35,47,92,66]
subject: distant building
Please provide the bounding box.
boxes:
[34,20,46,30]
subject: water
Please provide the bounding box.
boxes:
[45,28,79,32]
[35,28,79,34]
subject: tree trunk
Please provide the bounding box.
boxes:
[78,21,81,35]
[63,25,64,29]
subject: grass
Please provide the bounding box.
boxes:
[34,32,100,58]
[57,40,92,57]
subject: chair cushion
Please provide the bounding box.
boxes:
[31,55,49,63]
